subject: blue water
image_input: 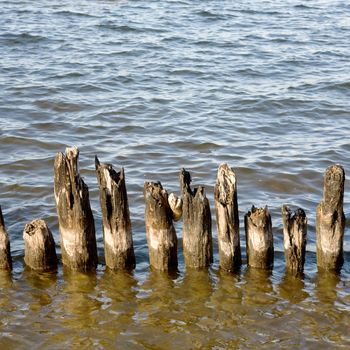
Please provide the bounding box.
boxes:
[0,1,350,348]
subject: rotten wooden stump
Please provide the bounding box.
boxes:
[23,219,57,272]
[144,181,178,271]
[0,206,12,271]
[54,146,98,272]
[316,165,345,271]
[180,169,213,269]
[245,206,273,269]
[95,157,135,270]
[214,164,241,272]
[282,205,307,274]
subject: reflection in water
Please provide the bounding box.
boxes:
[278,272,309,304]
[0,270,12,289]
[22,268,57,313]
[50,269,101,349]
[242,267,275,305]
[22,267,57,290]
[315,270,341,305]
[97,269,138,348]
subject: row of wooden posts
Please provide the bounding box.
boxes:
[0,147,346,274]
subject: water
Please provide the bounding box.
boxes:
[0,0,350,348]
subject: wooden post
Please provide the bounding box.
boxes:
[214,163,241,272]
[282,205,307,274]
[95,157,135,270]
[180,168,213,269]
[0,206,12,271]
[23,219,58,272]
[168,193,183,221]
[144,181,178,271]
[316,164,345,271]
[54,146,98,272]
[244,206,273,269]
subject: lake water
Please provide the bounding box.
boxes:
[0,0,350,348]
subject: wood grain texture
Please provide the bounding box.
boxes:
[316,165,345,271]
[144,181,178,271]
[214,163,241,272]
[180,168,212,269]
[96,157,135,270]
[54,147,97,271]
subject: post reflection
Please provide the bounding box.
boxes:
[278,271,309,303]
[58,268,100,335]
[315,270,341,304]
[241,267,276,305]
[0,270,12,289]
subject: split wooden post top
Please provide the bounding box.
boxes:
[144,181,178,272]
[316,164,345,271]
[282,205,307,274]
[95,157,135,270]
[0,206,12,271]
[180,168,213,269]
[54,146,98,272]
[214,163,241,272]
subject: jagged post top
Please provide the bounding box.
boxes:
[180,168,192,195]
[95,156,125,187]
[144,181,169,203]
[215,163,237,206]
[54,146,92,206]
[23,219,49,237]
[180,168,207,199]
[322,164,345,211]
[282,205,306,223]
[0,205,5,229]
[246,205,270,224]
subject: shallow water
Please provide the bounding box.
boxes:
[0,0,350,348]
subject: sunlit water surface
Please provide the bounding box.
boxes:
[0,0,350,349]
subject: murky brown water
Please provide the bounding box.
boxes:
[1,0,350,348]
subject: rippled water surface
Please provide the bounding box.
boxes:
[1,0,350,348]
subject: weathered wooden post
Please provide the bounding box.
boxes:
[23,219,58,272]
[180,168,213,269]
[95,157,135,270]
[282,205,307,274]
[214,163,241,272]
[54,146,98,271]
[144,181,178,271]
[0,206,12,271]
[244,206,273,269]
[168,193,183,221]
[316,164,345,271]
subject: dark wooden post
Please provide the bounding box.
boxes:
[180,168,213,269]
[144,181,178,271]
[54,146,98,272]
[316,165,345,271]
[95,157,135,270]
[214,163,241,272]
[0,206,12,271]
[282,205,307,274]
[244,206,273,269]
[23,219,58,272]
